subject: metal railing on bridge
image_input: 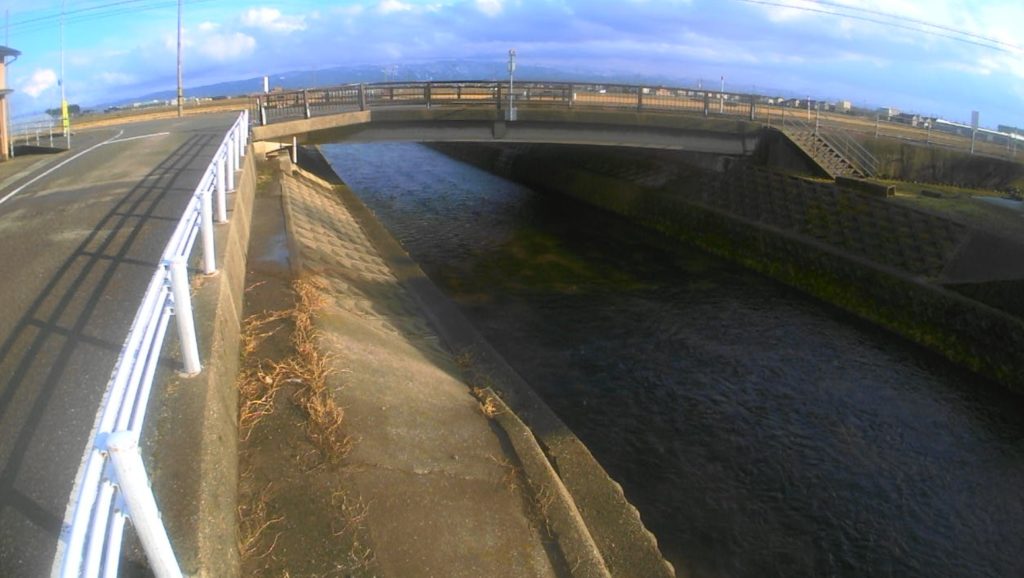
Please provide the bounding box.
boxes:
[252,80,1021,165]
[54,111,249,578]
[251,80,764,125]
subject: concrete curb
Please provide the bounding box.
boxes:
[290,146,673,578]
[149,145,257,578]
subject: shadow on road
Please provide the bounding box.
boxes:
[0,133,216,575]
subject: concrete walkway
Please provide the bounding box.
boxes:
[279,165,563,577]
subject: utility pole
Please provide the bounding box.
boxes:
[176,0,183,118]
[507,48,516,121]
[60,0,69,148]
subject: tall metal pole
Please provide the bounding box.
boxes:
[507,49,516,121]
[60,0,69,148]
[719,75,724,114]
[176,0,183,118]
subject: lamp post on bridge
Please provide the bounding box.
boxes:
[719,75,724,114]
[507,48,516,121]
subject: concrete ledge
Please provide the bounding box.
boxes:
[148,145,257,578]
[836,176,895,197]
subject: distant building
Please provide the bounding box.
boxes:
[0,44,21,161]
[893,112,922,127]
[998,124,1023,136]
[877,106,900,120]
[835,100,852,112]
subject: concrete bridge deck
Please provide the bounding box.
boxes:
[0,113,237,576]
[254,105,764,156]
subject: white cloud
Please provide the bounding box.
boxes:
[475,0,503,17]
[197,32,257,62]
[198,21,220,32]
[241,7,307,33]
[21,69,57,98]
[378,0,413,15]
[97,72,136,85]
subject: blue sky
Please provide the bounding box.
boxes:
[4,0,1023,128]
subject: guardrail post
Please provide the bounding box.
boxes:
[703,92,709,117]
[359,84,367,111]
[496,85,503,111]
[749,98,755,121]
[106,432,184,578]
[200,187,216,275]
[567,84,574,108]
[637,89,643,112]
[425,82,432,108]
[226,137,236,192]
[303,90,311,119]
[237,121,247,157]
[168,258,202,374]
[216,154,228,223]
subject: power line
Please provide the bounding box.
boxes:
[6,0,219,38]
[734,0,1020,54]
[811,0,1021,52]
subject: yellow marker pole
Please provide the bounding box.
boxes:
[61,99,70,148]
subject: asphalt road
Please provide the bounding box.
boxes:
[0,113,237,576]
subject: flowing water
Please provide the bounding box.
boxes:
[321,142,1024,578]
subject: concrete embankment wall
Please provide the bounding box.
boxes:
[431,142,1024,394]
[859,137,1024,191]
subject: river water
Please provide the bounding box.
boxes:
[321,143,1024,578]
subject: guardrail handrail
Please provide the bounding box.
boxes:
[251,80,1019,164]
[820,127,878,177]
[53,110,249,578]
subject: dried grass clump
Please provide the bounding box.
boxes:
[470,386,502,419]
[286,279,351,461]
[238,482,283,559]
[236,278,349,459]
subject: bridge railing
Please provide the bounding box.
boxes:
[251,80,764,124]
[54,110,249,578]
[251,80,1020,164]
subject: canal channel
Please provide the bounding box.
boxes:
[321,142,1024,578]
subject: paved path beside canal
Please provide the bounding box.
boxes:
[274,162,568,577]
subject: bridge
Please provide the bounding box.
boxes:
[249,80,1018,181]
[251,81,765,158]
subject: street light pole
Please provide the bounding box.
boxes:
[176,0,183,118]
[507,49,516,121]
[719,75,724,114]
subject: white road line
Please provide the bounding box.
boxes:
[0,130,125,208]
[107,131,170,144]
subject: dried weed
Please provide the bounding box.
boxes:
[238,482,284,560]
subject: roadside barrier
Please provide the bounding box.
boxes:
[54,110,249,578]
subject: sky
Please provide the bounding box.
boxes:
[2,0,1022,128]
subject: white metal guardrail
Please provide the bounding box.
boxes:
[53,110,249,578]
